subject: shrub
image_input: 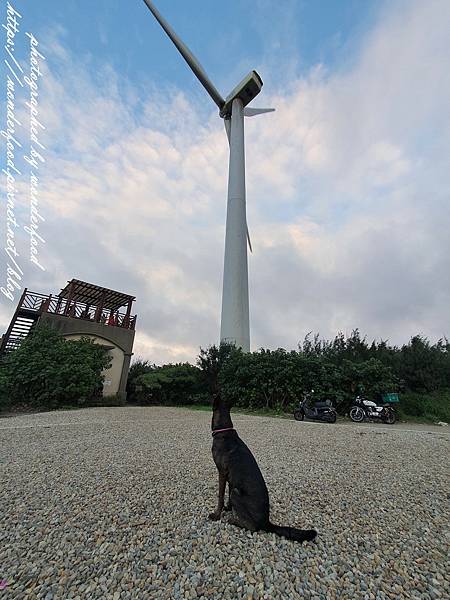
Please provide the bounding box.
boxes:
[397,336,450,392]
[126,358,154,403]
[397,390,450,422]
[118,333,450,421]
[135,362,203,405]
[197,342,239,398]
[0,325,111,410]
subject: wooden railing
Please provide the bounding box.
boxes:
[20,291,136,330]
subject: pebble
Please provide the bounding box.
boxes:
[0,406,448,599]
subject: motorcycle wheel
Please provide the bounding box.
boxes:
[382,408,396,424]
[293,410,304,421]
[350,406,364,422]
[326,411,337,423]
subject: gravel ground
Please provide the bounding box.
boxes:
[0,407,448,600]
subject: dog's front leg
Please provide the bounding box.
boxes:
[208,472,226,521]
[223,482,232,511]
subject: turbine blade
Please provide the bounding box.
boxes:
[141,0,225,110]
[247,225,253,253]
[244,107,275,117]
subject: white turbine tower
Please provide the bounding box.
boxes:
[141,0,274,352]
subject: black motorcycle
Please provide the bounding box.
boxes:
[349,395,396,424]
[294,391,337,423]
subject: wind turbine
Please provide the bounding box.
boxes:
[141,0,274,352]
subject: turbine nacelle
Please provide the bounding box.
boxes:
[220,71,263,118]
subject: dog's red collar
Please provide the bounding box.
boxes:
[212,427,235,436]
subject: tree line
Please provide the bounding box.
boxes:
[0,326,448,422]
[128,330,450,421]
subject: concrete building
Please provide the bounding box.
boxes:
[0,279,137,400]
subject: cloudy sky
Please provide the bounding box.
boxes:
[1,0,449,363]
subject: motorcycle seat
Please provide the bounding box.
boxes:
[314,401,331,409]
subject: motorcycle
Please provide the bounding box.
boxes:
[294,391,337,423]
[349,395,396,424]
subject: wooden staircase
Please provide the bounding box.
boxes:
[0,289,41,356]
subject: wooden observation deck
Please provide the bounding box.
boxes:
[0,279,137,355]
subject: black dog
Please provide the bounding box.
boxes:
[209,395,317,543]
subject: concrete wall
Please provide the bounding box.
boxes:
[39,313,135,399]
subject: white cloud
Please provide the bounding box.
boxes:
[1,0,449,362]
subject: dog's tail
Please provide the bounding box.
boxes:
[266,523,317,543]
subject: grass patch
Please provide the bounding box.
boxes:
[187,404,211,412]
[396,390,450,423]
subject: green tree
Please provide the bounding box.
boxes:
[220,349,307,410]
[0,325,111,409]
[136,363,203,405]
[398,336,450,392]
[197,342,239,398]
[126,358,155,402]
